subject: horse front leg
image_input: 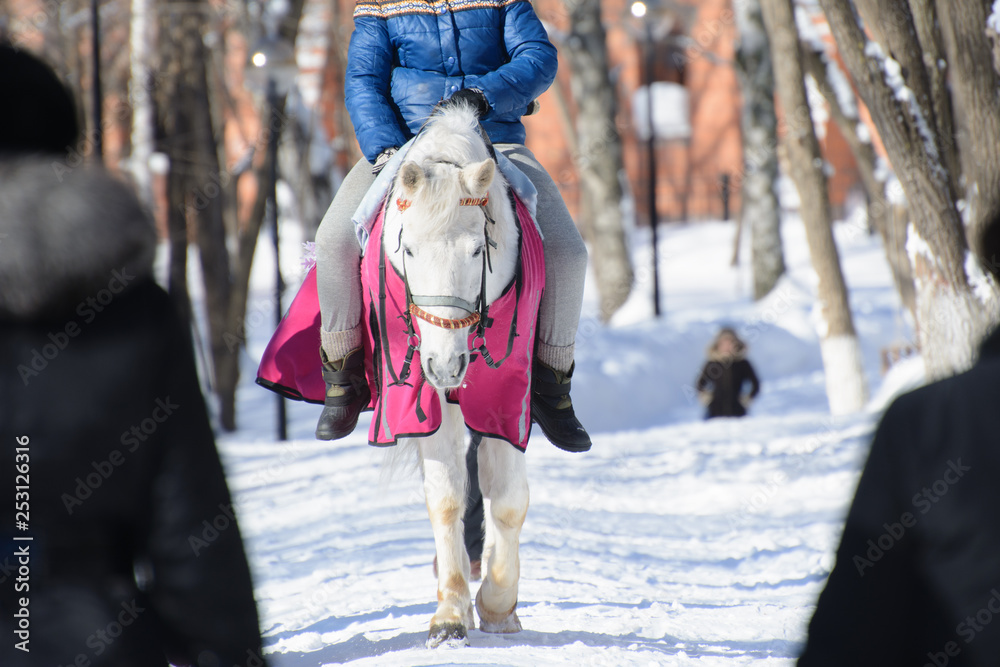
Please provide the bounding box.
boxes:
[418,403,474,647]
[476,436,528,633]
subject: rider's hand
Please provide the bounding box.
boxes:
[442,88,490,118]
[372,147,399,175]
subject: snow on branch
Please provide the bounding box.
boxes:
[906,223,939,273]
[794,4,858,121]
[863,40,946,184]
[966,249,1000,309]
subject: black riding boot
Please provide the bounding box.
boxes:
[315,348,371,441]
[531,360,592,452]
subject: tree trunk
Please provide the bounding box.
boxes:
[156,2,194,327]
[171,0,236,428]
[128,0,155,208]
[157,0,242,429]
[213,0,308,429]
[734,0,785,300]
[819,0,996,379]
[562,0,633,322]
[761,0,867,414]
[907,0,962,198]
[853,0,962,198]
[164,164,193,325]
[800,41,916,319]
[155,0,308,431]
[933,0,1000,255]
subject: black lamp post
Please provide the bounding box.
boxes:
[632,1,661,317]
[249,35,297,441]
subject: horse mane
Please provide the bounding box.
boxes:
[393,103,515,251]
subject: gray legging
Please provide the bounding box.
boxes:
[315,144,587,372]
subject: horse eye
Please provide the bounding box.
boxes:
[403,246,414,258]
[472,246,483,258]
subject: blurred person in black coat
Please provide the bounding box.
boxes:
[798,215,1000,665]
[0,44,265,667]
[695,327,760,419]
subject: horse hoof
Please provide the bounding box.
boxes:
[426,622,469,648]
[476,593,522,634]
[478,610,521,634]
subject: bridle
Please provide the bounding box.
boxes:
[374,110,522,394]
[395,192,490,331]
[378,169,519,391]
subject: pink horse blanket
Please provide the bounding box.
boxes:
[256,195,544,450]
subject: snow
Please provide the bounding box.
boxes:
[884,173,906,206]
[989,1,1000,35]
[905,222,935,271]
[632,83,692,141]
[804,76,828,140]
[965,249,999,308]
[855,122,870,144]
[216,209,922,665]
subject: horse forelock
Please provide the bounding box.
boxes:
[392,105,516,250]
[397,163,474,239]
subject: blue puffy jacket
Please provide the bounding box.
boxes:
[346,0,558,163]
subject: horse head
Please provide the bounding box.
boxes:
[384,105,518,390]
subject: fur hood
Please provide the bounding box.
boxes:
[706,327,748,362]
[0,157,156,321]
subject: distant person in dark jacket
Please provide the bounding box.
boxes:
[695,327,760,418]
[798,215,1000,665]
[0,44,265,667]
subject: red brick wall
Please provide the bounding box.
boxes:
[7,0,868,230]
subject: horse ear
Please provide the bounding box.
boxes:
[462,159,495,197]
[400,161,424,195]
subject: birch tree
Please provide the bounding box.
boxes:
[561,0,633,321]
[734,0,785,301]
[818,0,1000,379]
[760,0,868,414]
[128,0,155,208]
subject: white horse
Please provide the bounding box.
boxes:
[382,105,528,647]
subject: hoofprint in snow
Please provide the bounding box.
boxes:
[215,213,923,665]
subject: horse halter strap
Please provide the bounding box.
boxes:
[396,194,488,212]
[408,302,480,329]
[396,193,491,331]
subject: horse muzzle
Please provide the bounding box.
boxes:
[424,353,469,389]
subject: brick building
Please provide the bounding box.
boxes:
[514,0,863,224]
[5,0,865,229]
[302,0,865,225]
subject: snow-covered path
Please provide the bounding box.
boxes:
[216,216,920,665]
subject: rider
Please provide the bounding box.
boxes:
[314,0,592,452]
